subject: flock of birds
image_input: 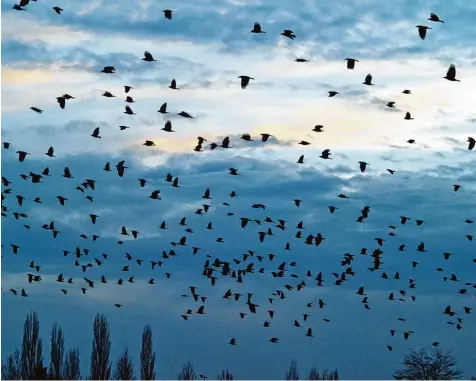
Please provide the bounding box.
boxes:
[2,1,476,355]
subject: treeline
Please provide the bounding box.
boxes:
[1,310,340,380]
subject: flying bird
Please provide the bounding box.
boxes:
[345,58,359,69]
[142,51,156,62]
[416,25,432,40]
[250,22,265,33]
[428,13,444,23]
[238,76,254,89]
[444,64,460,82]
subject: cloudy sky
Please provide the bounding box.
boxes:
[2,0,476,379]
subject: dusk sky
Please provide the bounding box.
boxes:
[1,0,476,379]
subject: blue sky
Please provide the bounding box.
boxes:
[1,0,476,379]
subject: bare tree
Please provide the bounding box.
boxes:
[113,348,135,380]
[285,360,300,380]
[1,350,22,380]
[90,314,111,380]
[21,311,43,380]
[177,362,197,380]
[140,325,156,380]
[48,323,64,380]
[393,348,463,380]
[307,367,339,380]
[63,348,81,380]
[217,369,235,380]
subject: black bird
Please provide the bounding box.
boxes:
[102,91,115,97]
[468,137,475,150]
[428,13,444,23]
[30,107,43,113]
[320,149,332,159]
[162,121,175,132]
[363,74,373,85]
[260,133,272,142]
[91,127,101,138]
[142,51,156,62]
[57,96,66,109]
[163,9,173,19]
[158,103,168,114]
[53,6,63,14]
[16,151,29,162]
[45,146,55,157]
[328,91,340,97]
[358,161,369,173]
[416,25,431,40]
[281,29,296,39]
[101,66,115,74]
[169,79,179,90]
[124,106,136,115]
[238,76,254,89]
[250,22,265,33]
[345,58,359,69]
[444,64,460,82]
[178,111,195,119]
[124,86,133,93]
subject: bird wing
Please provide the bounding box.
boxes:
[418,27,425,39]
[447,64,456,79]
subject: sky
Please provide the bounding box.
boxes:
[1,0,476,379]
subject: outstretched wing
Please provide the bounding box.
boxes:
[446,64,456,79]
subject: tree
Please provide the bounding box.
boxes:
[1,350,22,380]
[217,369,235,380]
[307,367,339,380]
[393,348,463,380]
[177,362,197,380]
[21,311,43,380]
[140,325,156,380]
[63,348,81,380]
[48,323,64,380]
[285,360,300,380]
[90,314,112,380]
[113,348,135,380]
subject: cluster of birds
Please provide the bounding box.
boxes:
[3,2,476,355]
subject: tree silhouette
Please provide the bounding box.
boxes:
[1,349,21,380]
[48,323,64,380]
[177,362,197,380]
[63,348,81,380]
[140,325,156,380]
[285,360,300,380]
[90,314,112,380]
[113,348,135,380]
[393,348,462,380]
[217,368,235,380]
[21,311,43,380]
[307,367,339,380]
